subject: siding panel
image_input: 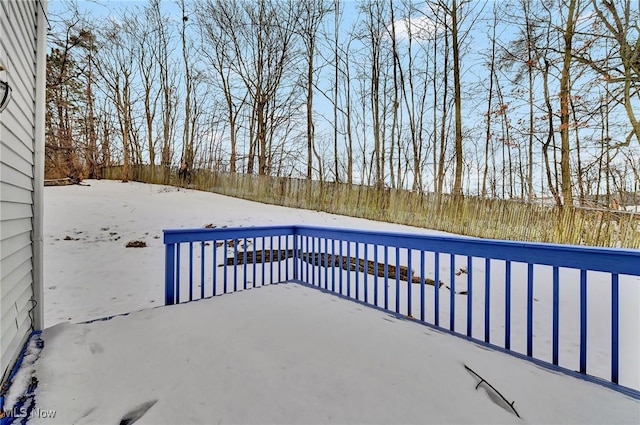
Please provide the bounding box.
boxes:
[0,260,32,311]
[0,315,31,382]
[0,0,39,383]
[3,3,36,132]
[0,163,33,192]
[1,109,36,159]
[1,134,35,173]
[1,272,32,335]
[0,182,33,204]
[0,218,32,240]
[0,245,31,280]
[0,201,33,221]
[0,325,20,376]
[0,107,34,149]
[0,230,31,261]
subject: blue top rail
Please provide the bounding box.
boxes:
[165,225,640,276]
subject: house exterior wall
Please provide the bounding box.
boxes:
[0,0,46,384]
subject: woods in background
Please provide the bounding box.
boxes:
[45,0,640,209]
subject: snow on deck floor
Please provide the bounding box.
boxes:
[33,283,638,425]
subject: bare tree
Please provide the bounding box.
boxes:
[179,0,195,178]
[93,15,141,182]
[46,12,89,180]
[136,3,163,173]
[558,0,582,207]
[299,0,331,180]
[208,0,304,176]
[198,0,248,173]
[450,0,464,197]
[147,0,178,182]
[577,0,640,147]
[359,0,389,189]
[481,3,499,197]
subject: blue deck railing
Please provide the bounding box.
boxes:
[164,225,640,396]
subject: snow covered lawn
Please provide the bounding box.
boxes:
[10,179,637,424]
[42,180,453,327]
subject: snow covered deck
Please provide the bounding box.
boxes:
[30,283,639,424]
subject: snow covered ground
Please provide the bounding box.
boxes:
[42,180,454,327]
[5,180,639,423]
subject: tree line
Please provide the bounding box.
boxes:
[46,0,640,208]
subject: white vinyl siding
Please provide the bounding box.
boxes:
[0,0,40,383]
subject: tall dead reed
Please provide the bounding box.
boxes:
[102,165,640,249]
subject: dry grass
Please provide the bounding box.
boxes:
[102,165,640,249]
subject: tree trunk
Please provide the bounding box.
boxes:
[451,0,464,198]
[559,0,578,208]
